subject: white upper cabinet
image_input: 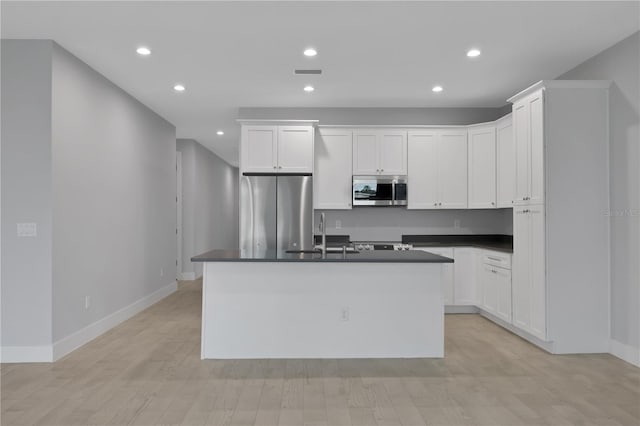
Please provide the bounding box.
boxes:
[513,89,544,205]
[242,125,278,173]
[378,130,408,175]
[241,124,314,174]
[277,126,314,173]
[409,129,467,209]
[438,131,468,209]
[496,115,515,208]
[407,131,439,208]
[314,129,353,210]
[468,124,497,208]
[353,129,407,175]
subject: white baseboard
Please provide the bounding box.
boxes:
[479,309,556,353]
[179,272,196,281]
[609,339,640,367]
[51,281,177,361]
[1,345,54,363]
[445,305,480,314]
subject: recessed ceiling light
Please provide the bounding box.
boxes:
[304,85,315,92]
[466,48,481,58]
[432,85,443,93]
[173,84,185,92]
[216,130,224,136]
[136,46,151,56]
[303,48,317,57]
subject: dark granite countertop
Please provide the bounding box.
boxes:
[192,249,454,263]
[402,234,513,253]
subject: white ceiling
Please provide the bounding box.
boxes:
[2,1,639,166]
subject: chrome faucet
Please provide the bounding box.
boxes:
[319,212,327,257]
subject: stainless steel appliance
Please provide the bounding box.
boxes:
[240,174,313,252]
[352,176,407,206]
[354,242,412,251]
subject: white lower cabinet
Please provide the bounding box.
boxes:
[452,247,477,305]
[413,247,454,304]
[513,206,546,340]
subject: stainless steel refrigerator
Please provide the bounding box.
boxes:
[240,174,313,253]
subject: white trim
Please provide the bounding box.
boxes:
[237,119,318,125]
[180,272,197,281]
[507,80,611,103]
[479,309,556,353]
[609,339,640,368]
[1,345,53,363]
[51,281,177,361]
[445,305,480,314]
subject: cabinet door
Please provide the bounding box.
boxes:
[452,247,477,305]
[421,248,454,305]
[496,116,516,208]
[378,130,407,175]
[277,126,314,173]
[242,125,277,173]
[468,126,497,208]
[495,267,512,323]
[512,207,531,331]
[529,206,546,340]
[513,102,530,204]
[407,131,439,209]
[353,130,379,175]
[438,131,468,209]
[481,264,498,315]
[314,129,353,209]
[528,91,545,204]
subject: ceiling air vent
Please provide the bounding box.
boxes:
[294,69,322,75]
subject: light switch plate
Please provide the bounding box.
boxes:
[17,223,37,237]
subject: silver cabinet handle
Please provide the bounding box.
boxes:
[491,202,495,206]
[439,202,442,206]
[487,256,502,262]
[433,203,438,206]
[279,166,282,169]
[381,169,384,172]
[273,166,277,169]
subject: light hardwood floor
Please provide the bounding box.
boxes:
[2,279,639,426]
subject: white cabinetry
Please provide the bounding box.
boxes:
[314,128,353,209]
[353,129,407,175]
[452,247,477,305]
[479,250,512,323]
[241,124,314,173]
[420,247,454,305]
[468,125,497,208]
[408,129,467,209]
[496,114,515,207]
[512,206,545,340]
[513,90,544,205]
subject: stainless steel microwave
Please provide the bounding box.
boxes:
[352,176,408,206]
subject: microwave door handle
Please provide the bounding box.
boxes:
[391,181,396,205]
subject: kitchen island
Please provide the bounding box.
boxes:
[192,249,453,359]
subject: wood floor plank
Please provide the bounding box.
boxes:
[1,280,638,426]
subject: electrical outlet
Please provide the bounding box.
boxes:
[85,296,91,310]
[336,220,342,229]
[340,307,350,322]
[454,219,461,229]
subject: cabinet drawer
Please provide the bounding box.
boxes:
[482,250,511,270]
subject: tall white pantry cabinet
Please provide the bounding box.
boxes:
[508,80,611,354]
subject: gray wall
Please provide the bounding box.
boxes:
[1,40,177,353]
[1,40,54,349]
[51,43,177,342]
[238,107,507,126]
[315,209,512,242]
[177,139,239,278]
[559,32,639,350]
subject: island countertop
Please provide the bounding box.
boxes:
[191,249,454,263]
